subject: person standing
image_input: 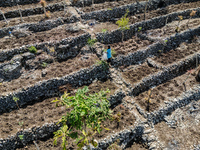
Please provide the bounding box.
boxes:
[107,45,112,63]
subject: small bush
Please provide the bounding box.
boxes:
[87,38,97,47]
[28,46,37,53]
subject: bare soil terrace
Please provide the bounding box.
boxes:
[0,25,84,50]
[1,0,200,149]
[0,53,98,95]
[0,79,119,139]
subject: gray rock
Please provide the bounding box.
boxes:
[12,28,32,38]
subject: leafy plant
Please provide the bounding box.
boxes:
[28,46,37,53]
[87,38,97,47]
[13,96,20,109]
[52,86,112,149]
[102,29,107,33]
[96,60,109,70]
[138,26,142,32]
[53,125,69,150]
[111,49,116,57]
[116,9,130,42]
[41,62,48,68]
[18,135,24,140]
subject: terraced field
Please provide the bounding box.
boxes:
[0,0,200,149]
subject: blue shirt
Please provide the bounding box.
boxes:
[107,48,111,59]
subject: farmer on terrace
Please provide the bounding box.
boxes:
[107,45,112,63]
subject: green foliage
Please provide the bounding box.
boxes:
[107,8,112,10]
[116,9,130,31]
[41,62,48,68]
[87,38,97,47]
[13,96,19,102]
[18,135,24,140]
[96,60,109,70]
[19,121,24,127]
[111,49,116,57]
[28,46,37,53]
[138,26,142,32]
[102,29,107,33]
[53,86,112,149]
[53,125,69,150]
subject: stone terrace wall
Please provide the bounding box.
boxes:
[81,0,199,22]
[96,7,200,44]
[0,33,90,62]
[0,3,65,21]
[0,64,109,114]
[0,15,79,38]
[110,25,200,67]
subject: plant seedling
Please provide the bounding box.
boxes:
[18,134,24,140]
[96,60,109,70]
[116,9,130,42]
[13,96,20,109]
[87,38,97,47]
[187,10,196,28]
[144,89,153,111]
[138,26,142,32]
[41,62,48,68]
[175,16,183,33]
[39,0,47,18]
[52,86,112,149]
[45,11,51,18]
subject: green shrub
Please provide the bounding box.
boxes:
[28,46,37,53]
[87,38,97,47]
[52,86,112,150]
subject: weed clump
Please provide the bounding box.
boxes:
[28,46,37,53]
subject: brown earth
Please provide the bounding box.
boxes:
[135,68,198,112]
[15,104,135,150]
[127,1,200,25]
[0,0,64,12]
[153,39,200,65]
[0,25,84,51]
[110,36,153,57]
[126,143,148,150]
[1,0,199,30]
[121,63,159,85]
[145,18,200,39]
[0,79,118,139]
[0,53,98,96]
[155,101,200,150]
[80,0,139,13]
[0,10,71,28]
